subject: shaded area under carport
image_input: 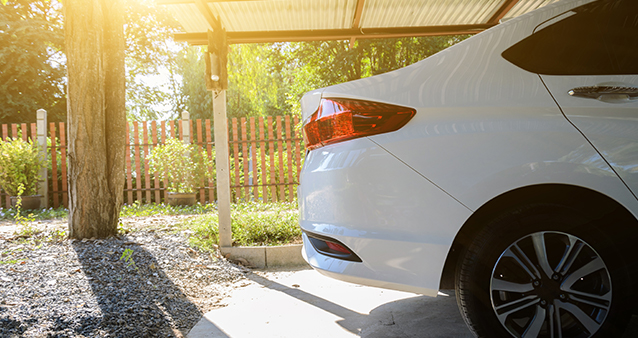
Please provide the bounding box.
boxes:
[187,268,472,338]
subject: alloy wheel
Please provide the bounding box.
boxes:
[490,231,612,338]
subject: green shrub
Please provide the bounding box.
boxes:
[0,137,44,196]
[148,138,215,193]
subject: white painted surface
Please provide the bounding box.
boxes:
[298,0,638,295]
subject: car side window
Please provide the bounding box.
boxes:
[502,0,638,75]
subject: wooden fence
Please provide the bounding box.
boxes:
[0,115,304,209]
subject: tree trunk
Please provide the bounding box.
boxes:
[65,0,126,239]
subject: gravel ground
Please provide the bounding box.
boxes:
[0,216,249,338]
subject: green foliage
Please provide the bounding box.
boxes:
[181,36,470,118]
[0,206,66,221]
[0,137,44,196]
[120,248,138,270]
[13,191,37,236]
[229,149,302,202]
[120,200,215,217]
[148,138,215,194]
[278,36,470,113]
[0,0,66,123]
[227,44,290,118]
[124,0,187,121]
[183,201,301,248]
[177,47,211,121]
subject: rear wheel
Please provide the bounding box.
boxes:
[456,205,632,337]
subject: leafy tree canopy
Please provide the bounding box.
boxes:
[1,0,469,123]
[0,0,65,123]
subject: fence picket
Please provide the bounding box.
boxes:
[231,118,240,202]
[125,124,133,204]
[276,117,285,201]
[50,123,59,208]
[196,119,205,203]
[21,123,27,141]
[241,118,249,200]
[169,120,176,138]
[162,121,168,201]
[205,119,214,202]
[285,116,294,201]
[1,114,304,209]
[259,117,267,202]
[1,125,7,208]
[151,121,160,203]
[267,117,276,201]
[250,117,257,200]
[133,122,142,202]
[59,122,68,207]
[143,122,151,203]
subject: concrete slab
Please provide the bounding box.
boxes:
[221,247,266,269]
[265,245,307,268]
[187,268,473,338]
[220,245,307,269]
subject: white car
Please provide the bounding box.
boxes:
[298,0,638,337]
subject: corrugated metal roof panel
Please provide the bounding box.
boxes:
[506,0,561,18]
[160,0,565,44]
[210,0,357,32]
[360,0,504,28]
[168,3,210,33]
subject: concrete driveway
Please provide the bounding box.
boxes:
[187,268,473,338]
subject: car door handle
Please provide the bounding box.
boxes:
[568,85,638,102]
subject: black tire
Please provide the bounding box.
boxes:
[455,204,633,338]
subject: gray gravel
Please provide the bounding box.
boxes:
[0,218,248,337]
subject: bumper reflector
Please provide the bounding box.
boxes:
[305,231,362,262]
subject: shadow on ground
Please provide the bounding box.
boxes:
[238,272,638,338]
[245,273,472,337]
[72,239,200,337]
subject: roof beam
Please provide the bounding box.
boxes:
[174,24,494,45]
[487,0,520,24]
[349,0,366,48]
[194,0,222,31]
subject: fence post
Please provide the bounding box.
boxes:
[36,109,48,208]
[181,111,190,144]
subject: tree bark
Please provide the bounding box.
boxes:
[65,0,126,239]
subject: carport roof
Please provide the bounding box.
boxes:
[158,0,559,45]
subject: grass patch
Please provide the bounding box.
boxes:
[120,201,216,217]
[184,201,301,249]
[0,207,68,221]
[0,201,216,221]
[0,201,302,248]
[0,259,21,264]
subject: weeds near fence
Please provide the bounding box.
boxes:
[0,200,301,248]
[0,207,67,221]
[120,201,216,217]
[183,201,301,249]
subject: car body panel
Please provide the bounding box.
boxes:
[299,137,471,296]
[541,74,638,199]
[298,0,638,295]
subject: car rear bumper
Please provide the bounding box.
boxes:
[298,137,472,295]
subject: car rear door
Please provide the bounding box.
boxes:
[503,0,638,197]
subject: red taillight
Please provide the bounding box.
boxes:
[302,98,416,150]
[325,241,351,254]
